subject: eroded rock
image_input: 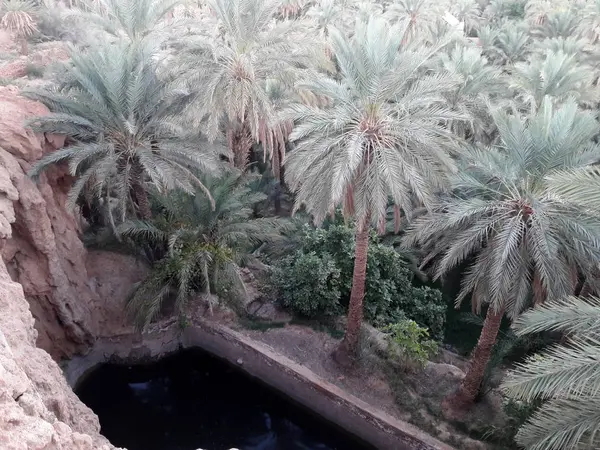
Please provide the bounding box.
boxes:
[0,86,119,448]
[0,87,147,359]
[0,256,116,449]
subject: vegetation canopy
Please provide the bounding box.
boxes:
[16,0,600,447]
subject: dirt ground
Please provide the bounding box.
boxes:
[243,324,409,420]
[208,309,504,450]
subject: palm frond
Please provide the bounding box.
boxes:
[504,296,600,450]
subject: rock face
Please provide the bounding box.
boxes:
[0,85,96,358]
[0,257,115,449]
[0,86,137,449]
[0,87,115,447]
[0,86,147,359]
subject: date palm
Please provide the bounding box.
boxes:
[494,22,531,65]
[403,97,600,408]
[448,0,482,35]
[511,50,599,111]
[286,16,461,364]
[0,0,37,55]
[175,0,317,171]
[438,45,505,142]
[504,296,600,450]
[384,0,446,44]
[121,172,288,329]
[65,0,181,43]
[524,0,569,26]
[532,8,580,40]
[25,41,220,223]
[580,0,600,44]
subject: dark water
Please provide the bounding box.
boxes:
[75,348,372,450]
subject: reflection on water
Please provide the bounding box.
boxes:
[75,348,371,450]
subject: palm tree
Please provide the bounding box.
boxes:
[384,0,446,44]
[524,0,569,26]
[25,41,220,223]
[120,172,288,329]
[483,0,526,23]
[403,97,600,408]
[0,0,37,55]
[511,50,599,112]
[437,44,506,142]
[448,0,482,35]
[491,22,531,65]
[579,0,600,44]
[65,0,181,43]
[503,296,600,450]
[305,0,348,37]
[532,9,580,40]
[286,16,461,365]
[175,0,319,171]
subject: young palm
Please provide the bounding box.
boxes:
[120,172,288,330]
[579,0,600,44]
[65,0,181,43]
[504,296,600,450]
[448,0,482,35]
[25,41,220,222]
[384,0,446,44]
[511,50,599,111]
[532,9,581,40]
[175,0,319,171]
[438,45,506,142]
[403,98,600,408]
[493,22,531,65]
[286,16,461,364]
[0,0,37,55]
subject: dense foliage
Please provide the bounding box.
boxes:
[270,223,446,338]
[503,296,600,450]
[120,172,288,329]
[14,0,600,446]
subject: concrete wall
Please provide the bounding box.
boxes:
[65,320,455,450]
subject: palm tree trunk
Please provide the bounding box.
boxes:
[273,147,283,215]
[446,306,505,409]
[129,162,151,220]
[228,124,253,170]
[130,174,152,220]
[20,37,28,56]
[132,181,151,220]
[333,216,370,367]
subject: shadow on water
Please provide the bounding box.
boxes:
[75,348,373,450]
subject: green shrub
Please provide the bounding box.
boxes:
[269,223,446,338]
[480,397,539,446]
[33,7,73,42]
[382,319,438,370]
[273,251,342,318]
[25,62,44,78]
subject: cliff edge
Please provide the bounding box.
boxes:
[0,86,117,449]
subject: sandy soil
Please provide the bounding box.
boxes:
[241,324,409,421]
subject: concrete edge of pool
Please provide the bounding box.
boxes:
[64,320,456,450]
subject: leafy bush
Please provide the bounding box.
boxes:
[382,319,438,370]
[274,251,342,317]
[269,223,446,338]
[25,62,44,78]
[33,7,71,42]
